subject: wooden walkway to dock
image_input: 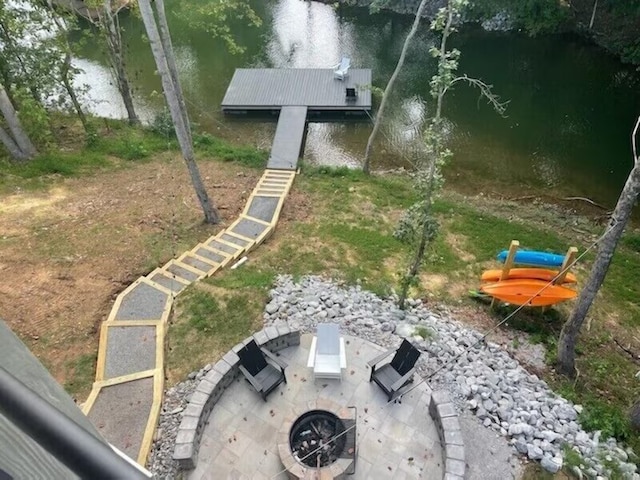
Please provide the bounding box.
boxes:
[84,67,372,467]
[83,170,296,464]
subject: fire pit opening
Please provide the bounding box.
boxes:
[289,409,346,468]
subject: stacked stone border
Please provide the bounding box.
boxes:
[82,170,297,465]
[173,326,301,470]
[429,390,467,480]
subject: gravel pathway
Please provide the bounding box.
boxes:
[149,275,639,479]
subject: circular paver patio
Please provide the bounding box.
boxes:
[187,334,444,480]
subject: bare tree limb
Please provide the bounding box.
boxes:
[633,115,639,166]
[614,338,640,364]
[446,75,509,117]
[563,196,609,210]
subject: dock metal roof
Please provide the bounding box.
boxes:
[221,68,372,112]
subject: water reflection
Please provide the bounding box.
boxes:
[60,0,640,207]
[267,0,365,167]
[268,0,352,68]
[72,58,156,123]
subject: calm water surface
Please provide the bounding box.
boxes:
[73,0,640,208]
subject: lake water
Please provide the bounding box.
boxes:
[73,0,640,209]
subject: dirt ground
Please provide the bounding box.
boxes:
[0,155,280,396]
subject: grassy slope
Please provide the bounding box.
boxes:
[2,121,638,469]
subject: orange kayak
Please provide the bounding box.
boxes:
[481,268,577,284]
[480,279,578,307]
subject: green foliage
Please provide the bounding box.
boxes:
[151,109,177,138]
[210,266,274,290]
[64,353,97,396]
[0,150,109,179]
[395,201,439,244]
[12,88,53,147]
[90,127,172,160]
[621,232,640,253]
[415,325,433,339]
[303,165,365,180]
[172,0,262,54]
[578,399,632,442]
[193,132,267,168]
[470,0,570,35]
[395,0,467,307]
[562,444,584,470]
[182,289,256,337]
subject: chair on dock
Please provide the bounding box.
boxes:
[238,340,287,401]
[368,339,420,401]
[333,57,351,80]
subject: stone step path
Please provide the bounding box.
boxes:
[82,169,297,465]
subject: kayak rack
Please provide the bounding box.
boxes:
[487,240,578,308]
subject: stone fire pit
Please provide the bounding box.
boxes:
[278,398,356,480]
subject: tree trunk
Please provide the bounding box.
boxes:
[154,0,191,138]
[0,84,37,159]
[102,0,139,125]
[362,0,430,174]
[138,0,219,224]
[589,0,598,30]
[61,52,89,134]
[0,125,29,160]
[398,220,429,310]
[557,164,640,376]
[631,399,640,432]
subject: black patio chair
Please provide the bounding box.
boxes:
[237,340,287,401]
[368,339,421,402]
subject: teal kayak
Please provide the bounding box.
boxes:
[496,250,565,268]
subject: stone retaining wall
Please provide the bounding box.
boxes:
[429,390,467,480]
[173,325,301,470]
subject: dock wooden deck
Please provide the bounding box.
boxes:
[222,67,372,171]
[221,68,372,117]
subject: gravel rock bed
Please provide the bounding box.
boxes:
[148,376,198,479]
[263,275,639,479]
[149,275,639,479]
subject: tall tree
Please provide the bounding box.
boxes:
[394,0,506,309]
[138,0,219,224]
[363,0,431,175]
[557,116,640,376]
[0,83,38,161]
[45,1,90,134]
[88,0,139,125]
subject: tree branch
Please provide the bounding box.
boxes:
[563,196,609,210]
[632,115,639,166]
[446,75,509,117]
[614,338,640,365]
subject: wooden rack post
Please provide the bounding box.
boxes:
[554,246,578,285]
[492,240,519,308]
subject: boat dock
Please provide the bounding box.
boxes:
[221,68,372,170]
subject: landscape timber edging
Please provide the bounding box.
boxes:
[429,390,467,480]
[172,326,301,470]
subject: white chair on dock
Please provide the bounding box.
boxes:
[307,323,346,381]
[333,57,351,81]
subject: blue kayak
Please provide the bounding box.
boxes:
[496,250,565,268]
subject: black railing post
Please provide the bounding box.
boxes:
[0,366,150,479]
